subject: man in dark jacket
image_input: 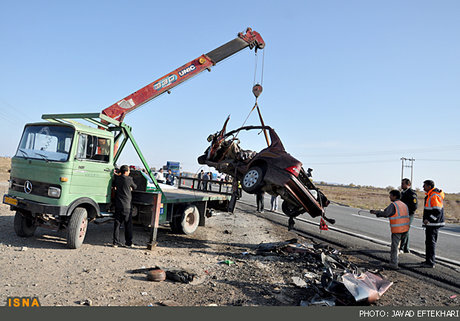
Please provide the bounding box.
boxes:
[421,179,445,268]
[112,165,137,247]
[399,178,418,253]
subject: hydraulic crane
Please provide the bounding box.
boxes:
[102,27,265,122]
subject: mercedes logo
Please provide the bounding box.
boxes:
[24,181,33,194]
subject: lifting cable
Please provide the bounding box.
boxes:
[240,49,270,146]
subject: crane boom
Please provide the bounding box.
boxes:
[102,28,265,122]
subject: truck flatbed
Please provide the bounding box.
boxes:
[163,187,231,204]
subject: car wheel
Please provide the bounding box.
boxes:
[14,211,37,237]
[67,207,88,249]
[242,166,264,193]
[282,200,303,218]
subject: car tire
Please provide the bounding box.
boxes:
[242,166,264,193]
[14,211,37,237]
[282,200,303,218]
[67,207,88,249]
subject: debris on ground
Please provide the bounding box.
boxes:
[165,269,196,284]
[256,239,393,305]
[78,299,92,306]
[256,238,298,254]
[218,260,235,266]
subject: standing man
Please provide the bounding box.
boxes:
[270,195,279,212]
[370,190,410,269]
[421,180,445,268]
[399,178,418,253]
[166,169,175,186]
[197,170,204,190]
[112,165,137,247]
[202,171,210,191]
[256,190,265,213]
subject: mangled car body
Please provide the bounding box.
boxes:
[198,118,334,228]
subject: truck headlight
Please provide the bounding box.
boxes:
[48,187,61,198]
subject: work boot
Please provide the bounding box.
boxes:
[420,261,435,268]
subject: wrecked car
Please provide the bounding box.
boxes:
[197,118,334,229]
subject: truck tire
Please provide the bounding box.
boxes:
[67,207,88,249]
[171,205,200,235]
[242,166,264,193]
[181,205,199,235]
[14,211,37,237]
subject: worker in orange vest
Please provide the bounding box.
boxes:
[421,179,445,268]
[371,190,410,270]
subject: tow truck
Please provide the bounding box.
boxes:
[3,28,265,249]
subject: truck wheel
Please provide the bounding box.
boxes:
[67,207,88,249]
[181,205,199,235]
[14,211,37,237]
[171,205,200,235]
[242,166,264,193]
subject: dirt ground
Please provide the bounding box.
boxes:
[0,178,458,307]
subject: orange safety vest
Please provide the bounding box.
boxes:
[424,188,444,210]
[389,200,410,234]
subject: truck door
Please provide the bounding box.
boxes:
[70,133,113,203]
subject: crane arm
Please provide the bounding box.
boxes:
[102,28,265,122]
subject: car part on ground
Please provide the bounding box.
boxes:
[256,239,393,305]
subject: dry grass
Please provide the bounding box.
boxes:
[1,157,458,223]
[319,184,460,224]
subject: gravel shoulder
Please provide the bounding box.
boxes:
[0,183,458,307]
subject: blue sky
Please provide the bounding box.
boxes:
[1,1,459,192]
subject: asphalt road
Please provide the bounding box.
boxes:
[240,192,460,265]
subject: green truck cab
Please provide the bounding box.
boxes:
[3,113,230,249]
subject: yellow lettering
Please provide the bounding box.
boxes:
[22,298,30,307]
[13,298,20,307]
[31,298,40,307]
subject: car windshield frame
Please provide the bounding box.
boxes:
[15,124,75,162]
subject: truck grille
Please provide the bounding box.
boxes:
[10,178,61,198]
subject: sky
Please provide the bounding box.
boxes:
[0,0,459,192]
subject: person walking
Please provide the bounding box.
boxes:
[421,180,445,268]
[270,195,279,211]
[399,178,418,254]
[256,191,265,213]
[370,190,410,269]
[112,165,137,247]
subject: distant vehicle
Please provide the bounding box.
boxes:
[166,161,180,176]
[197,118,334,229]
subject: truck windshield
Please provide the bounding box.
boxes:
[15,125,74,162]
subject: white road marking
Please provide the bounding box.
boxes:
[351,214,460,237]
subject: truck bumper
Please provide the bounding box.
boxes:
[3,194,68,216]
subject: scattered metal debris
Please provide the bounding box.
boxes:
[256,239,393,305]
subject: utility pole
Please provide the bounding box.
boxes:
[400,157,415,185]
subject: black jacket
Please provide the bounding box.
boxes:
[113,175,137,210]
[401,188,417,215]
